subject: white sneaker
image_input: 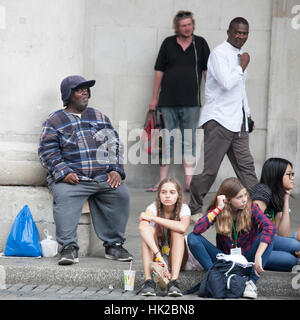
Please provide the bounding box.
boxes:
[190,212,203,224]
[243,280,257,299]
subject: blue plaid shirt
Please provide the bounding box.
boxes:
[193,203,276,255]
[38,107,125,185]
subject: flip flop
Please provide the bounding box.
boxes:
[146,186,158,192]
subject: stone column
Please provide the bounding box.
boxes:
[267,0,300,192]
[0,0,91,255]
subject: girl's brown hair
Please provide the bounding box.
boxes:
[155,177,183,245]
[207,177,252,237]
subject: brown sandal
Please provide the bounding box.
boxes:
[150,261,170,291]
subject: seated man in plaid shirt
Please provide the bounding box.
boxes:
[38,75,133,265]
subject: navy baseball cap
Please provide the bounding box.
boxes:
[60,75,96,106]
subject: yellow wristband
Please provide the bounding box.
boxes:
[208,213,214,222]
[155,256,164,262]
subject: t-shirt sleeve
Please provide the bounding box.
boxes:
[179,204,191,218]
[154,39,168,72]
[249,183,271,205]
[146,203,157,228]
[146,202,157,215]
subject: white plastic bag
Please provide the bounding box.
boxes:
[216,253,254,268]
[40,229,58,257]
[183,236,203,271]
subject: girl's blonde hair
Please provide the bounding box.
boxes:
[155,177,184,244]
[207,177,252,237]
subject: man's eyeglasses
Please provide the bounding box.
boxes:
[285,172,295,179]
[176,11,192,18]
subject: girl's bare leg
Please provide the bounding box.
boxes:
[169,231,187,280]
[139,221,159,279]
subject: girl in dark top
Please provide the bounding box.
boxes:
[250,158,300,271]
[188,177,275,299]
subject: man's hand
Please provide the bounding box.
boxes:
[62,173,79,185]
[238,52,250,71]
[107,171,122,188]
[149,97,158,111]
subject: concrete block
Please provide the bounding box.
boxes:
[94,25,157,77]
[174,0,223,30]
[245,30,272,81]
[246,78,269,129]
[0,161,46,186]
[197,30,226,50]
[85,0,174,28]
[268,119,298,161]
[219,0,273,31]
[0,0,85,136]
[249,129,266,174]
[0,140,46,185]
[266,2,300,192]
[114,75,153,123]
[87,74,115,121]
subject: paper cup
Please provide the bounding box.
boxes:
[124,270,136,291]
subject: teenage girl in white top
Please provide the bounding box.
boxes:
[138,177,191,296]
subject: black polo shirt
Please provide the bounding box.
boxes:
[155,35,210,107]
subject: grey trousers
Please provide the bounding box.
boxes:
[48,180,130,251]
[189,120,258,214]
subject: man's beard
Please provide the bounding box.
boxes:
[75,97,88,112]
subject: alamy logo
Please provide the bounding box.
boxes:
[291,265,300,291]
[93,122,204,175]
[291,5,300,30]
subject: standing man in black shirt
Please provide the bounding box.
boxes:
[147,10,210,195]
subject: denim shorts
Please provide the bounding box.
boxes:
[159,106,200,164]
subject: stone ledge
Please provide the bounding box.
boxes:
[0,257,299,298]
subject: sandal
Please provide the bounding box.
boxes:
[150,260,170,291]
[146,185,159,192]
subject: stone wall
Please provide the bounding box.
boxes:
[0,0,299,254]
[83,0,274,189]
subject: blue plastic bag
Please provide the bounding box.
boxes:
[4,205,42,257]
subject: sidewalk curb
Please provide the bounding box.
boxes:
[0,257,299,298]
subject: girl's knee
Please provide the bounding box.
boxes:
[138,222,152,234]
[187,232,200,248]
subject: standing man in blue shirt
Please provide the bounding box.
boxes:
[38,75,133,265]
[189,17,258,222]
